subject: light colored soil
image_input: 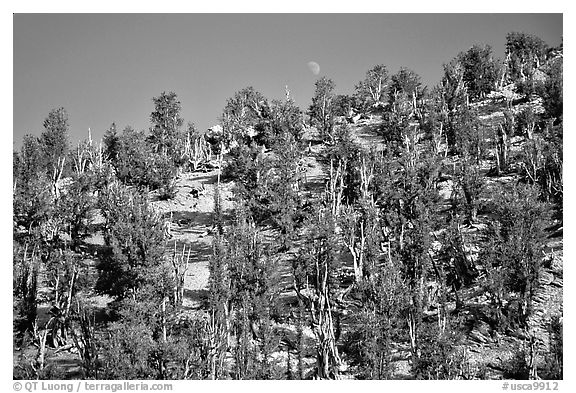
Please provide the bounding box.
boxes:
[150,169,235,309]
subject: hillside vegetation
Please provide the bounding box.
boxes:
[13,32,562,380]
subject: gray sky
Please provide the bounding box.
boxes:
[13,14,562,148]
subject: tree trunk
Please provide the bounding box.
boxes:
[497,125,509,174]
[161,297,167,342]
[37,330,48,371]
[407,309,419,364]
[64,267,77,321]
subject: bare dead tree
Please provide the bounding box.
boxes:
[206,308,229,380]
[340,206,371,283]
[171,243,191,306]
[62,265,78,323]
[51,156,66,200]
[326,159,345,217]
[73,142,91,176]
[521,139,542,185]
[527,333,541,380]
[14,242,40,340]
[293,210,342,379]
[359,156,374,204]
[30,319,48,376]
[183,131,212,171]
[495,124,511,174]
[69,301,99,378]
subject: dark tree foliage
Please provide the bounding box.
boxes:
[452,105,484,159]
[325,126,364,205]
[223,143,266,195]
[437,220,479,293]
[13,136,54,231]
[255,97,305,148]
[164,316,213,379]
[377,68,424,146]
[345,260,408,379]
[96,182,165,300]
[457,44,500,100]
[481,184,550,330]
[520,124,563,216]
[440,60,468,151]
[264,134,307,249]
[502,342,533,380]
[98,266,210,380]
[13,242,40,344]
[540,315,563,379]
[224,132,306,248]
[541,124,563,208]
[222,86,269,146]
[380,90,414,144]
[332,94,357,117]
[148,91,185,162]
[207,222,230,379]
[98,312,159,379]
[538,56,563,122]
[412,320,467,380]
[57,173,97,250]
[355,64,389,112]
[223,95,307,241]
[374,147,440,363]
[505,32,549,84]
[40,107,70,175]
[110,126,177,193]
[207,203,283,379]
[515,106,539,138]
[14,135,44,185]
[226,211,279,309]
[420,86,450,154]
[110,126,148,182]
[455,159,484,224]
[388,67,423,102]
[102,123,120,162]
[292,210,342,379]
[226,212,282,379]
[308,77,337,144]
[42,248,91,346]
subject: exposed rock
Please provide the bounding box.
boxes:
[539,270,554,286]
[469,320,494,345]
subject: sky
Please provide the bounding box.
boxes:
[13,13,563,149]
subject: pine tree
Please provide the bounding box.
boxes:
[292,210,342,379]
[309,77,337,144]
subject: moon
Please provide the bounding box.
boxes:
[307,61,320,75]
